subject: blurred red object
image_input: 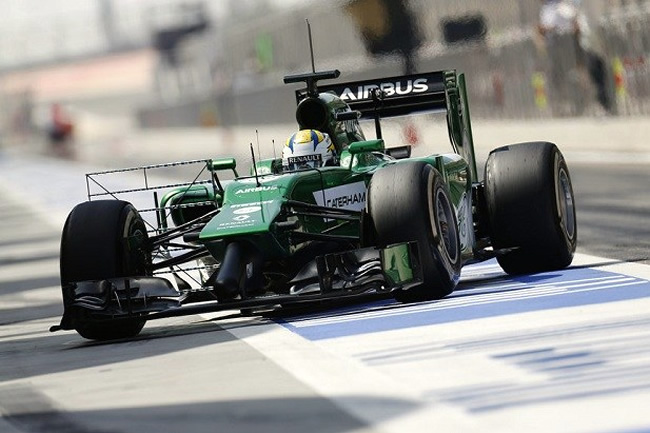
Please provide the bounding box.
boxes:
[49,103,74,142]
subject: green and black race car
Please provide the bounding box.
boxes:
[52,68,577,340]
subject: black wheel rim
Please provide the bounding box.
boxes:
[124,210,149,276]
[435,189,459,263]
[557,167,576,241]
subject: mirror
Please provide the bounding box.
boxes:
[348,139,385,155]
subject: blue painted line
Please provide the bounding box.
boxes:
[518,351,592,364]
[536,360,605,372]
[278,266,650,340]
[492,348,555,358]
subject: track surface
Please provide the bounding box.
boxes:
[1,151,649,433]
[570,163,650,265]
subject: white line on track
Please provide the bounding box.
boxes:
[287,276,643,327]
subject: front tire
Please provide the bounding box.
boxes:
[60,200,149,340]
[484,141,577,274]
[367,162,461,302]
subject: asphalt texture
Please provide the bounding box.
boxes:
[0,118,649,432]
[570,162,650,265]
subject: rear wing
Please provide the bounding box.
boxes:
[299,71,447,119]
[294,70,478,182]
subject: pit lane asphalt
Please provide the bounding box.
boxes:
[1,161,649,433]
[0,116,649,432]
[569,162,650,265]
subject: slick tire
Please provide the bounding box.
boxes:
[484,141,577,274]
[60,200,149,340]
[367,161,460,302]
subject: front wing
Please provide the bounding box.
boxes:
[51,242,421,331]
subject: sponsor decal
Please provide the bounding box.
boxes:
[233,206,262,214]
[287,154,322,165]
[338,78,429,101]
[313,181,367,212]
[218,212,255,228]
[234,186,278,195]
[218,220,254,228]
[326,192,366,209]
[231,201,272,208]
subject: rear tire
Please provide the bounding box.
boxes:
[60,200,149,340]
[367,162,460,302]
[484,142,577,274]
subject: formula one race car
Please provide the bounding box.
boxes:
[52,68,577,340]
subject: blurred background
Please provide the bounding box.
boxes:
[1,0,649,159]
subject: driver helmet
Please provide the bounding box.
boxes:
[282,129,336,170]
